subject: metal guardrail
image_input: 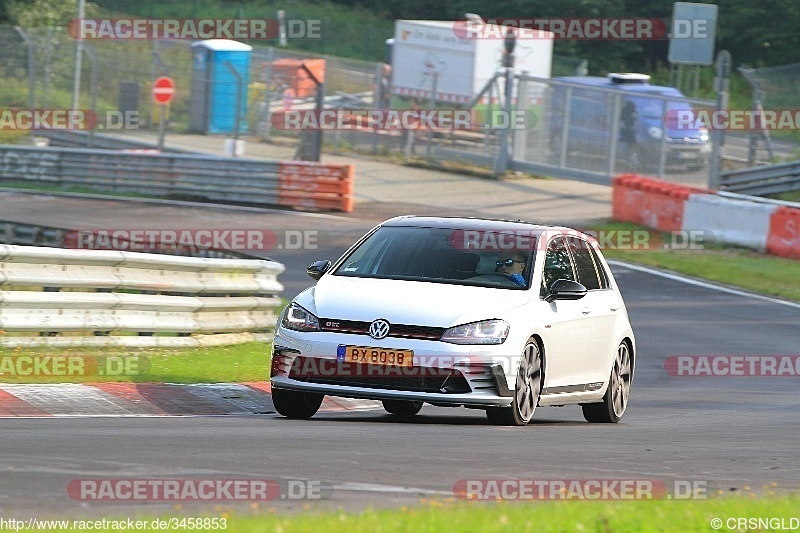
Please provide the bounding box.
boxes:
[0,145,354,211]
[36,131,187,152]
[719,160,800,195]
[0,244,285,347]
[0,220,248,259]
[0,145,281,202]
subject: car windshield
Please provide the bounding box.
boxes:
[630,96,691,119]
[332,226,535,289]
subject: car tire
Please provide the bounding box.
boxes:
[486,338,543,426]
[271,388,324,419]
[582,341,632,423]
[382,400,423,418]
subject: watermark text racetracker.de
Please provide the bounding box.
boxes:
[67,478,332,501]
[445,228,710,251]
[0,355,147,378]
[451,17,712,40]
[665,355,800,377]
[667,109,800,131]
[66,229,321,252]
[270,109,537,131]
[0,109,140,131]
[68,18,322,40]
[453,479,713,500]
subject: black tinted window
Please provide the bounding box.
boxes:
[541,237,575,297]
[588,245,610,289]
[569,237,602,290]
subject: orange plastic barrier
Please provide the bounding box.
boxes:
[766,206,800,259]
[269,59,325,99]
[278,161,354,212]
[612,174,710,232]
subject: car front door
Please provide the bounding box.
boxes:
[567,237,618,386]
[538,236,592,392]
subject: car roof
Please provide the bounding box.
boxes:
[556,76,685,96]
[379,215,577,237]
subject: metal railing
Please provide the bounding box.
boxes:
[0,144,280,202]
[37,130,186,152]
[0,244,284,347]
[0,145,354,211]
[719,160,800,195]
[0,220,246,259]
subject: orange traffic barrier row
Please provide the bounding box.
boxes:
[766,206,800,259]
[278,162,355,212]
[612,174,710,232]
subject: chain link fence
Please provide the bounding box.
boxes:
[2,23,723,187]
[738,61,800,165]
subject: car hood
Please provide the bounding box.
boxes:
[295,275,531,327]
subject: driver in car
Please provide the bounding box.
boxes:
[496,250,528,286]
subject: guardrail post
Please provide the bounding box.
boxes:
[14,27,36,138]
[709,50,731,190]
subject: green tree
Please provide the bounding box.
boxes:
[7,0,99,27]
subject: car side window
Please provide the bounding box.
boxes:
[541,237,576,298]
[568,237,602,290]
[588,245,610,289]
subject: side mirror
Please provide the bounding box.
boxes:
[545,279,587,302]
[306,260,332,281]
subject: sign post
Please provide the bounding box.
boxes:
[152,76,175,151]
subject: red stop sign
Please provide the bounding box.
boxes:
[152,76,175,104]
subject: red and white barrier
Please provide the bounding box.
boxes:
[767,207,800,259]
[613,174,800,260]
[612,174,710,232]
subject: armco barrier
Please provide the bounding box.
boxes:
[0,145,355,212]
[767,207,800,259]
[683,194,778,252]
[0,244,284,347]
[612,174,710,232]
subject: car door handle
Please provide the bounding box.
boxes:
[581,307,591,315]
[610,305,619,312]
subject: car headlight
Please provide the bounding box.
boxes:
[281,303,321,332]
[647,126,663,139]
[700,127,709,142]
[440,319,509,345]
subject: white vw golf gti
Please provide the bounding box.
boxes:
[271,216,635,426]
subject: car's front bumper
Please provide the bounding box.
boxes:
[271,375,514,408]
[270,327,521,408]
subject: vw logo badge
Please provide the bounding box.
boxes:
[368,319,390,339]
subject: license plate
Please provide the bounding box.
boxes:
[337,345,414,368]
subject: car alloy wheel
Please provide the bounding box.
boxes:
[486,338,542,426]
[582,341,632,423]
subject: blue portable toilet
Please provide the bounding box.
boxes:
[190,39,252,134]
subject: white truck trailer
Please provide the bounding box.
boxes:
[389,19,554,104]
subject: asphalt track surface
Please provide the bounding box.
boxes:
[0,193,798,518]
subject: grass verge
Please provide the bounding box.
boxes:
[584,220,800,301]
[0,342,270,384]
[770,189,800,203]
[34,494,799,532]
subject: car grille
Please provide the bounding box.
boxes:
[288,356,471,394]
[318,319,445,341]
